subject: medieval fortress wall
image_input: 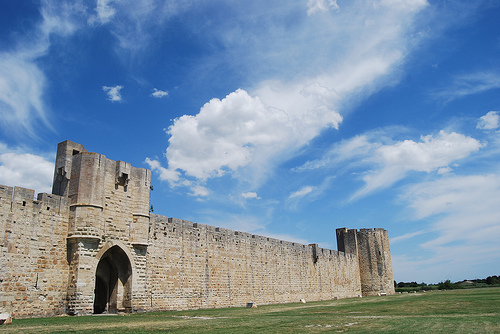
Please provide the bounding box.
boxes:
[0,141,394,318]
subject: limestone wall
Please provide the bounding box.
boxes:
[356,228,395,296]
[0,185,70,318]
[336,227,395,296]
[145,216,362,311]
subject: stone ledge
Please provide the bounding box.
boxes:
[132,213,150,218]
[131,242,149,248]
[70,203,104,209]
[67,235,101,242]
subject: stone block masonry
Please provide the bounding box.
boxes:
[0,141,394,318]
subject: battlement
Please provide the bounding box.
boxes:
[0,184,69,216]
[153,217,344,257]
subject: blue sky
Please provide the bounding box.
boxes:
[1,0,499,284]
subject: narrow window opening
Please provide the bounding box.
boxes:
[22,201,26,206]
[72,150,80,156]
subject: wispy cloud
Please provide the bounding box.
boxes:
[150,88,169,98]
[289,186,314,199]
[391,230,426,243]
[307,0,339,16]
[396,173,500,282]
[103,85,124,102]
[434,71,500,103]
[351,131,483,200]
[0,1,84,138]
[297,128,483,201]
[88,0,117,25]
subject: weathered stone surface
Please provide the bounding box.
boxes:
[0,141,394,318]
[0,313,12,325]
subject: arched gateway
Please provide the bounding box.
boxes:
[94,246,132,314]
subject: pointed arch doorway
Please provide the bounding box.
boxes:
[93,245,132,314]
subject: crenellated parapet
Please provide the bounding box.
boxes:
[0,184,69,218]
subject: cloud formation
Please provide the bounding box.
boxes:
[353,131,483,199]
[398,173,500,281]
[0,144,54,194]
[151,0,429,193]
[435,71,500,103]
[164,89,336,186]
[0,1,83,137]
[477,111,499,130]
[242,192,260,199]
[289,186,314,199]
[103,85,124,102]
[88,0,117,25]
[298,128,483,200]
[307,0,339,15]
[151,88,169,98]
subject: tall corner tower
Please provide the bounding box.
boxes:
[336,227,395,296]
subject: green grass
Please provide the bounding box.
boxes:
[3,288,500,333]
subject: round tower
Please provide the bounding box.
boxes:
[336,227,395,296]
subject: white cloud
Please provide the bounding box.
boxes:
[0,57,49,137]
[307,0,339,15]
[396,173,500,282]
[164,89,333,185]
[103,85,124,102]
[477,111,499,130]
[154,0,429,193]
[351,131,483,200]
[0,1,84,138]
[189,185,210,197]
[435,71,500,103]
[377,0,428,12]
[0,146,54,194]
[151,88,169,98]
[296,133,381,171]
[289,186,314,199]
[298,128,483,200]
[391,230,426,243]
[242,192,260,199]
[86,0,198,55]
[88,0,117,25]
[145,157,180,183]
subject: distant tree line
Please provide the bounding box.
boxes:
[394,275,500,292]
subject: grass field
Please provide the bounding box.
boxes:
[2,288,500,333]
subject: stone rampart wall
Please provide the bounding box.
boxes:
[145,215,362,311]
[0,186,369,318]
[0,185,70,318]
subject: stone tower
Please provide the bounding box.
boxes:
[336,228,395,296]
[53,140,151,314]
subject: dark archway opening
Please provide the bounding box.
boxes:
[93,246,132,314]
